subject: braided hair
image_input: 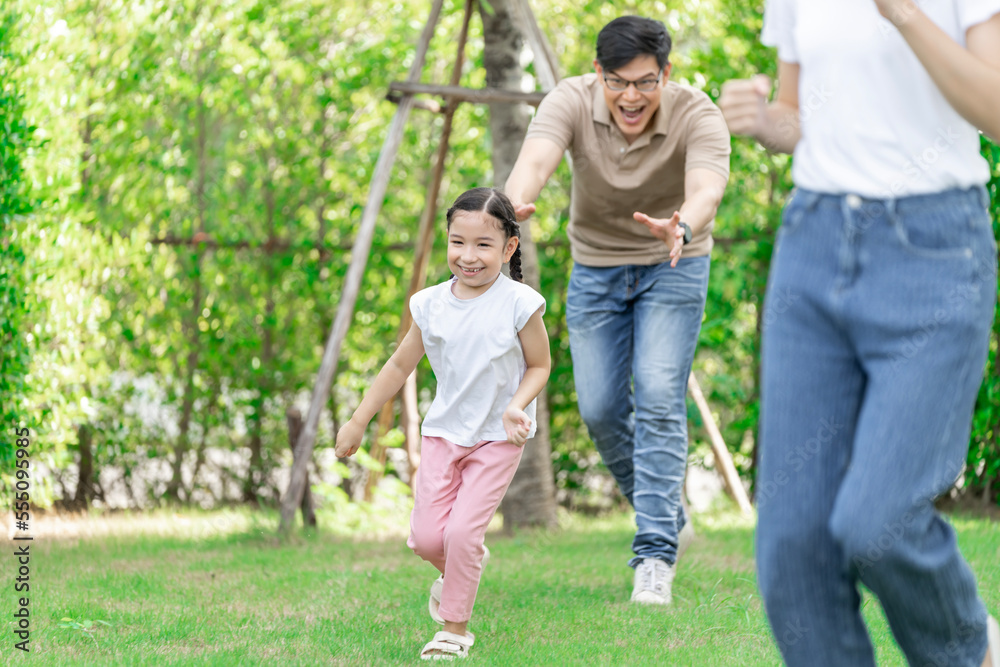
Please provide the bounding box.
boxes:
[445,187,523,282]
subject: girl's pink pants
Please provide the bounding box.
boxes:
[406,436,524,623]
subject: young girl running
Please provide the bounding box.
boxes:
[335,187,550,661]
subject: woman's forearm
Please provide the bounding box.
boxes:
[891,5,1000,141]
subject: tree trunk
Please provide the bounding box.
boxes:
[481,0,557,529]
[166,78,211,503]
[244,294,275,504]
[286,408,317,527]
[73,423,94,508]
[985,324,1000,503]
[165,270,202,502]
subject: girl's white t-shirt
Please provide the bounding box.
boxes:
[762,0,1000,197]
[409,273,546,447]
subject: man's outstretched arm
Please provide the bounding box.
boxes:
[633,168,728,268]
[677,167,728,238]
[504,136,565,222]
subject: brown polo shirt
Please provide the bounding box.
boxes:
[525,74,731,266]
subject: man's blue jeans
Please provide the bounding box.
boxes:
[566,257,710,567]
[758,187,996,666]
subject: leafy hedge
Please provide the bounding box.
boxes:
[0,8,35,470]
[3,0,998,509]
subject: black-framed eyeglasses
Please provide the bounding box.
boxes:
[602,73,662,92]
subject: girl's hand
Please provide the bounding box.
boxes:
[502,406,532,446]
[633,210,685,267]
[335,419,365,458]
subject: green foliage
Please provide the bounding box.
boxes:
[7,0,1000,509]
[11,0,459,506]
[967,137,1000,501]
[0,7,36,473]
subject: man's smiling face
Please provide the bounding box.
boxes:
[595,54,670,144]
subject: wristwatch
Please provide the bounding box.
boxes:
[677,221,692,245]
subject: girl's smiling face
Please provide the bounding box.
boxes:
[447,210,519,299]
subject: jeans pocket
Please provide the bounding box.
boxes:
[892,204,976,260]
[780,190,808,236]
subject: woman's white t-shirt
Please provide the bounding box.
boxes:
[409,273,546,447]
[762,0,1000,196]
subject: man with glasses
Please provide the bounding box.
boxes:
[505,15,730,605]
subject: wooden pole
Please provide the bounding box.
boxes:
[511,0,560,90]
[688,372,754,516]
[278,0,447,533]
[388,81,546,106]
[363,0,475,500]
[285,408,316,527]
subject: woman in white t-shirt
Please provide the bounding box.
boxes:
[335,188,549,661]
[719,1,1000,665]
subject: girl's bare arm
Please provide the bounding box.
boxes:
[335,323,426,457]
[503,308,551,445]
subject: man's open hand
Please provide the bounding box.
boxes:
[513,201,536,223]
[634,210,685,267]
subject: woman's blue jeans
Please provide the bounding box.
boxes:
[567,257,710,567]
[757,186,996,666]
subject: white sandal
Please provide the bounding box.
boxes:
[428,575,446,624]
[419,630,474,660]
[428,546,490,625]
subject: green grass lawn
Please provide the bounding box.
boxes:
[5,506,998,665]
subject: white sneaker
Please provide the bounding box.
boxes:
[631,557,675,605]
[428,545,490,624]
[987,616,1000,667]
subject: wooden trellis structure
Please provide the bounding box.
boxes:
[278,0,751,532]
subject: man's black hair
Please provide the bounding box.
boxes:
[596,16,672,72]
